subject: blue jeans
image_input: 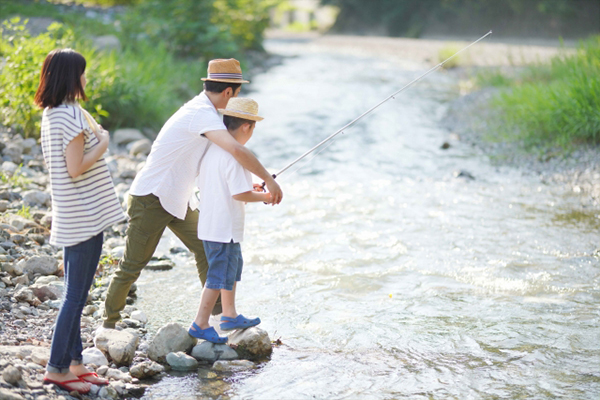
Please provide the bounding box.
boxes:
[47,232,103,373]
[203,240,243,291]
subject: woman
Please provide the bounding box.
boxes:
[34,48,125,394]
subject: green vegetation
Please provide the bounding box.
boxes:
[16,205,32,220]
[0,164,32,188]
[0,0,278,138]
[482,36,600,150]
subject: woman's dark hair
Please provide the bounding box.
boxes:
[34,48,87,108]
[204,81,241,94]
[223,115,255,131]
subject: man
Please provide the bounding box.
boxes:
[102,58,282,329]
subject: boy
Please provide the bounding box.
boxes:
[188,98,270,343]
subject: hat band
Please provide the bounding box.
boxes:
[226,110,257,118]
[208,73,243,80]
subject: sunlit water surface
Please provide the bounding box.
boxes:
[137,38,600,399]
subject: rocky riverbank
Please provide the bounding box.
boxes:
[0,128,273,400]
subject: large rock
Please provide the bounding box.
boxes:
[227,327,272,361]
[147,323,196,363]
[13,287,35,304]
[30,347,50,366]
[191,341,238,362]
[6,215,36,231]
[29,281,63,302]
[212,360,255,372]
[18,255,58,278]
[21,190,51,207]
[82,347,109,366]
[94,329,139,366]
[2,365,21,386]
[166,351,198,371]
[113,129,145,146]
[128,139,152,156]
[129,360,164,379]
[2,145,22,164]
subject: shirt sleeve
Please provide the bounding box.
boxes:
[61,106,90,155]
[225,158,253,197]
[188,107,227,136]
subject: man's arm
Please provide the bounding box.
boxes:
[204,129,282,204]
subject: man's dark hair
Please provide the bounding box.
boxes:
[34,48,87,108]
[204,81,242,94]
[223,115,255,131]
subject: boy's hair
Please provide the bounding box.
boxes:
[223,115,255,131]
[204,81,242,94]
[34,48,87,108]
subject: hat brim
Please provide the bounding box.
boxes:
[218,109,264,121]
[202,78,250,84]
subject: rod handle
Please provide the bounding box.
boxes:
[261,174,277,205]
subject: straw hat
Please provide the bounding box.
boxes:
[201,58,249,83]
[218,98,264,121]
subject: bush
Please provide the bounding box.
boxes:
[491,36,600,149]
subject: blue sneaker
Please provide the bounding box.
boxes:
[188,322,227,343]
[220,314,261,331]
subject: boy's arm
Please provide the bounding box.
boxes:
[204,129,282,204]
[232,191,271,203]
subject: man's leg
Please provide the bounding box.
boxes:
[103,194,173,328]
[168,207,222,314]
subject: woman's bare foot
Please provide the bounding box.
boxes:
[70,364,109,385]
[43,371,91,393]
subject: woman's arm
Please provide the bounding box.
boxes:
[65,129,109,178]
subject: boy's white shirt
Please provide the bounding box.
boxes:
[196,143,253,243]
[129,92,225,219]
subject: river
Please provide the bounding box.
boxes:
[136,36,600,399]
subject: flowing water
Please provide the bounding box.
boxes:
[137,37,600,399]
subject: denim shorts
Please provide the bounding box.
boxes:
[203,240,243,291]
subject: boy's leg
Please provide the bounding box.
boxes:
[221,283,236,318]
[192,287,221,330]
[103,194,173,328]
[167,207,222,315]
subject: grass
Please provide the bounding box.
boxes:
[481,36,600,151]
[0,165,32,189]
[16,205,32,220]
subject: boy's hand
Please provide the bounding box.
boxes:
[253,183,263,192]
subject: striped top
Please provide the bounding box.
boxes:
[40,104,125,247]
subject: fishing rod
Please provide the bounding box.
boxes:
[262,30,492,190]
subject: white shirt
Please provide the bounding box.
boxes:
[129,92,226,219]
[196,144,253,243]
[40,104,125,247]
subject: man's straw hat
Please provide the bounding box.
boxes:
[202,58,249,84]
[218,98,264,122]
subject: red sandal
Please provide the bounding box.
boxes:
[76,372,109,385]
[43,378,91,394]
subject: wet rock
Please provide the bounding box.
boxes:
[227,327,272,361]
[191,341,238,362]
[113,129,145,146]
[212,359,255,372]
[105,367,132,383]
[94,329,139,366]
[166,351,198,371]
[82,347,109,366]
[441,142,451,149]
[453,170,475,180]
[128,139,152,157]
[129,360,164,379]
[145,258,175,271]
[18,255,58,278]
[2,365,21,386]
[98,385,120,399]
[21,190,51,208]
[147,323,196,363]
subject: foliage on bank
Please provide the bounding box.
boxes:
[478,36,600,150]
[0,0,277,138]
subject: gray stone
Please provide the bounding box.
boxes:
[82,347,109,366]
[113,129,145,146]
[191,341,238,362]
[2,365,21,386]
[30,281,63,302]
[129,360,164,379]
[130,310,147,324]
[94,329,139,367]
[21,138,37,154]
[145,259,175,271]
[1,161,18,176]
[98,385,120,400]
[105,367,131,382]
[18,255,58,278]
[6,215,35,231]
[212,359,255,372]
[97,365,109,375]
[0,388,24,400]
[110,246,125,259]
[30,347,50,366]
[11,275,28,286]
[39,214,52,228]
[2,145,22,164]
[13,287,35,304]
[147,322,196,363]
[227,327,272,361]
[0,200,8,213]
[21,190,51,207]
[128,139,152,156]
[0,262,21,276]
[166,351,198,371]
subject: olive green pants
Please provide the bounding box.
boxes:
[102,194,221,328]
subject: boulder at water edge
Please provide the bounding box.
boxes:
[227,327,272,361]
[166,351,199,371]
[147,322,196,363]
[212,360,255,372]
[191,341,238,362]
[94,329,139,366]
[129,360,164,379]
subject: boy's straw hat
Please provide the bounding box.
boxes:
[201,58,249,83]
[219,98,264,121]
